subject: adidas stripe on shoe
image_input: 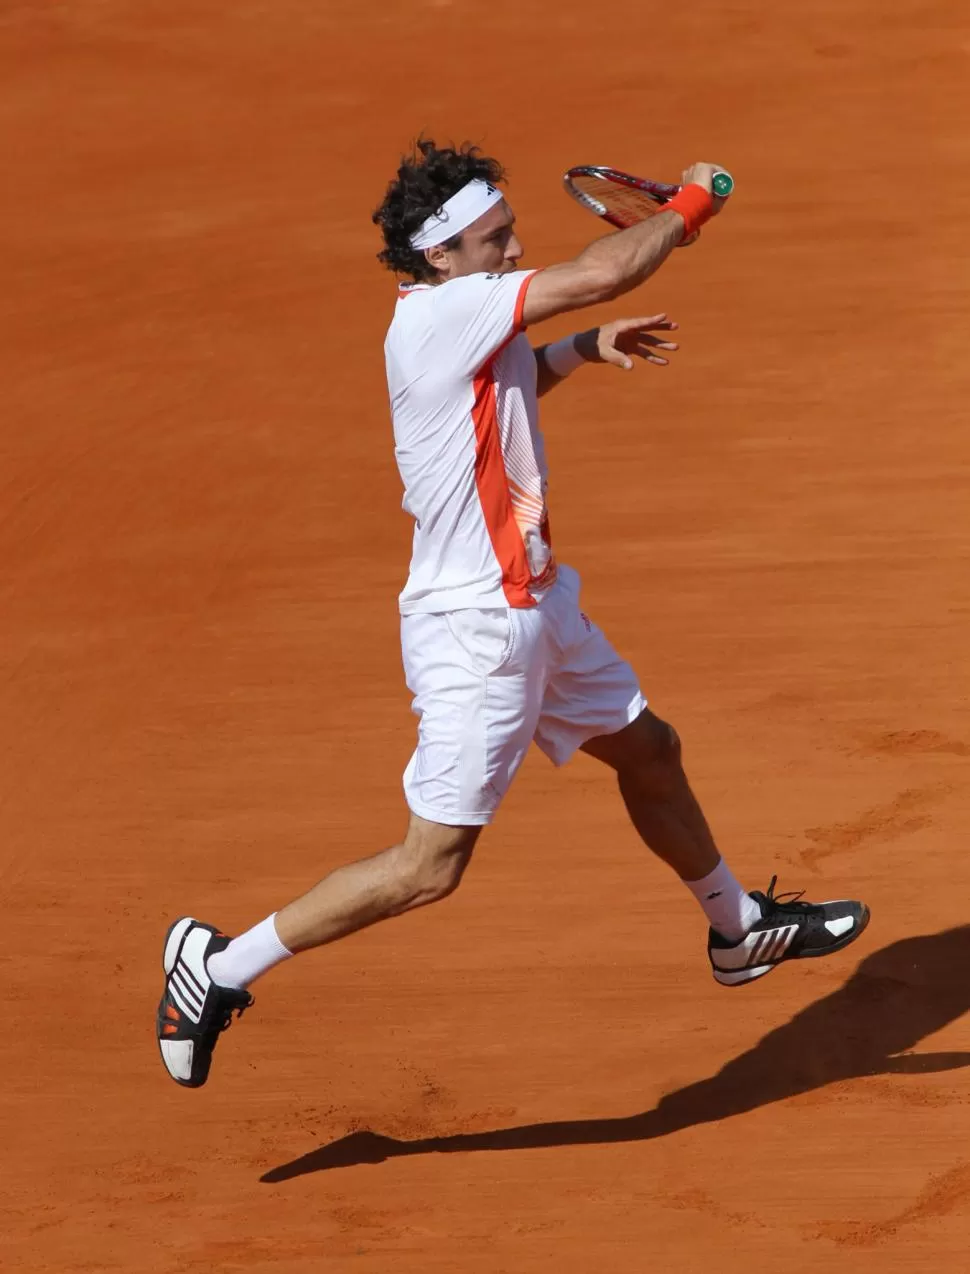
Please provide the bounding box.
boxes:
[156,918,253,1088]
[708,876,869,987]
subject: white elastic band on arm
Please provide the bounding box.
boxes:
[543,335,586,378]
[409,179,504,251]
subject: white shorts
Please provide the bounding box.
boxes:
[401,566,646,826]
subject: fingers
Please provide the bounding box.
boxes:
[632,336,679,366]
[681,162,726,192]
[637,348,674,366]
[598,316,682,370]
[613,314,677,331]
[614,351,671,368]
[608,318,679,340]
[682,163,715,191]
[603,339,679,370]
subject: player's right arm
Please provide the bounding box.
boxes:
[522,162,724,327]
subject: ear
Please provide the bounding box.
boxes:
[425,243,452,278]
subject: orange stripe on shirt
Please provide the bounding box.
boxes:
[513,269,540,332]
[471,270,551,608]
[471,363,536,608]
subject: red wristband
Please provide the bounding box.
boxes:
[662,183,714,239]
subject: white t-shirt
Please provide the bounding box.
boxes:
[385,269,558,614]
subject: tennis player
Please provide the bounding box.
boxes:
[156,140,869,1088]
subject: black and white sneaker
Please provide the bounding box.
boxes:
[156,918,252,1088]
[708,876,870,987]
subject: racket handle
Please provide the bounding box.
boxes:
[712,171,734,198]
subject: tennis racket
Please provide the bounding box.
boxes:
[563,165,734,230]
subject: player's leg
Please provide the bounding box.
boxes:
[157,605,546,1087]
[534,571,869,985]
[157,816,478,1089]
[214,812,480,980]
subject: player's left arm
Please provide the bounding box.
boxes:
[533,314,679,397]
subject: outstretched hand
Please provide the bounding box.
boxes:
[580,315,680,370]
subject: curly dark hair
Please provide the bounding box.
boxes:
[372,139,506,283]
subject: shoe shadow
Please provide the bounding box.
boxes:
[262,926,970,1182]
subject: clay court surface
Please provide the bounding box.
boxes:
[3,1,970,1269]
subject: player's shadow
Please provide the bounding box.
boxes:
[262,925,970,1182]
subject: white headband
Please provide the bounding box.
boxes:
[409,179,504,251]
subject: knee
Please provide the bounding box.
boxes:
[394,823,478,908]
[662,721,683,767]
[618,715,684,793]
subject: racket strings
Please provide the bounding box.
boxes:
[570,176,664,228]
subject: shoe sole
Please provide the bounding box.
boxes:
[713,903,871,987]
[162,916,196,976]
[158,917,204,1088]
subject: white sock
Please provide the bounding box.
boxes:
[207,914,293,990]
[684,859,761,942]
